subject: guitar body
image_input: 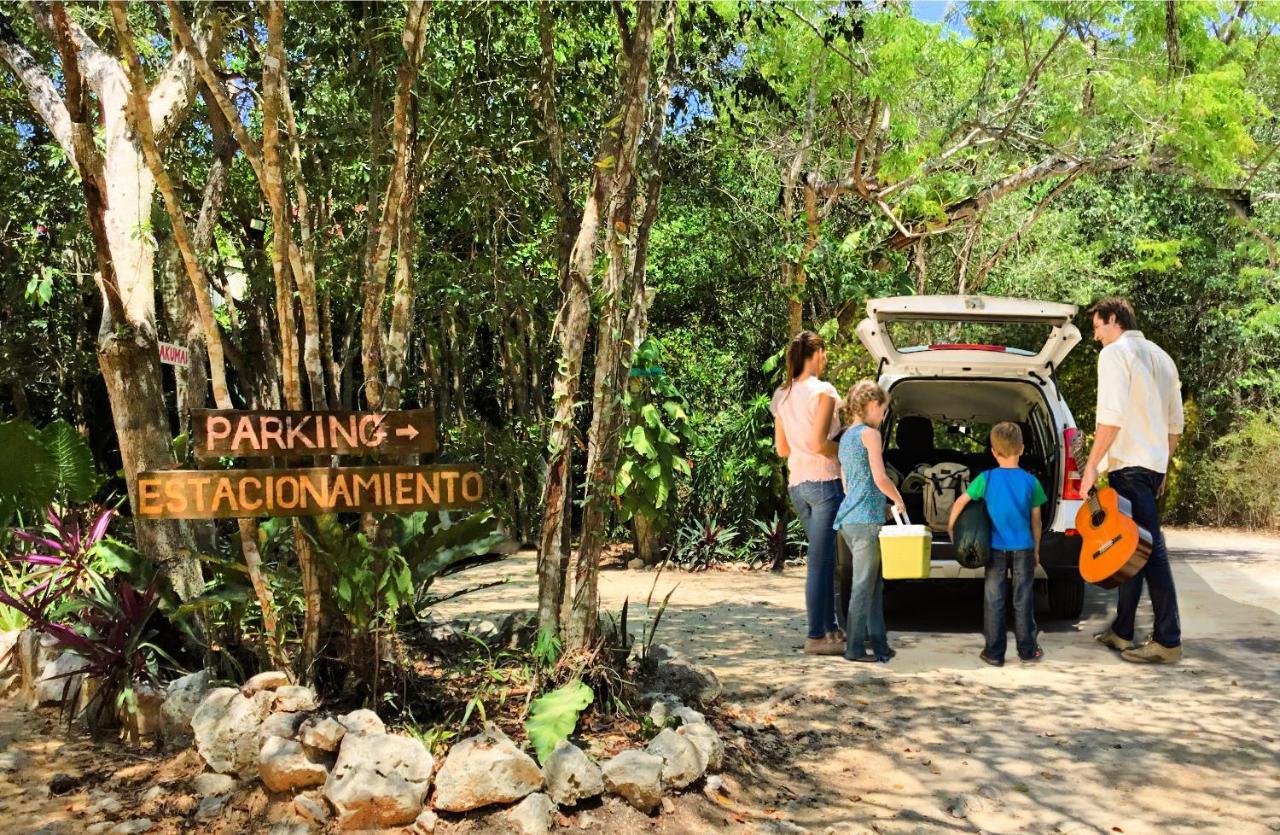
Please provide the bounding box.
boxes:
[1076,487,1153,589]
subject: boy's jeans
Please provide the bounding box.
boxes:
[984,548,1037,661]
[788,479,843,640]
[1108,467,1182,648]
[839,524,890,658]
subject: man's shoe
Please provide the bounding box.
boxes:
[1121,640,1182,664]
[1094,629,1134,652]
[804,638,844,656]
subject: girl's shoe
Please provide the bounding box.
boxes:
[1019,646,1045,663]
[846,652,881,663]
[804,638,844,656]
[827,629,847,644]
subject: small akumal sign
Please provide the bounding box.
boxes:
[158,341,190,367]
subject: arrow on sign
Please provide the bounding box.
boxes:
[396,426,419,440]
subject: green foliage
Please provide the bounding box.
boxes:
[688,395,787,528]
[40,420,101,505]
[0,419,57,525]
[305,516,414,636]
[615,339,695,534]
[525,679,594,763]
[1179,411,1280,529]
[669,517,740,570]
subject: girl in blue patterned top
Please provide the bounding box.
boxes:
[833,381,906,663]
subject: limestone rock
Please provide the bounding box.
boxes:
[509,792,557,835]
[299,716,346,752]
[36,651,88,706]
[0,750,31,772]
[191,772,238,796]
[293,792,330,825]
[337,709,385,736]
[258,712,307,744]
[242,671,291,693]
[195,793,231,821]
[602,749,664,813]
[160,670,212,746]
[119,682,165,744]
[627,558,645,570]
[272,685,319,713]
[259,735,330,793]
[646,728,705,789]
[672,706,706,726]
[647,655,723,707]
[108,820,154,835]
[543,740,604,808]
[191,687,275,777]
[411,808,439,834]
[432,723,543,812]
[680,722,724,773]
[17,630,59,708]
[324,732,434,830]
[646,694,683,729]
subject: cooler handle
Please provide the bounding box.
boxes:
[890,506,909,526]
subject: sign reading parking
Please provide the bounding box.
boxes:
[193,408,438,458]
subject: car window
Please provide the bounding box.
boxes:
[885,320,1056,354]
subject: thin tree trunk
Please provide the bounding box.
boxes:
[111,2,290,670]
[361,0,429,411]
[565,0,664,649]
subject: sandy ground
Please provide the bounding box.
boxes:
[0,528,1275,834]
[431,529,1280,834]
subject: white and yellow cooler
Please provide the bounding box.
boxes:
[879,508,932,579]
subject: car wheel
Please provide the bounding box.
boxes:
[1047,576,1085,620]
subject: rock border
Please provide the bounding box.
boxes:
[2,627,726,832]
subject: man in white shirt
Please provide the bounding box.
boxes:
[1080,298,1184,664]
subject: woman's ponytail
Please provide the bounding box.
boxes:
[784,331,824,390]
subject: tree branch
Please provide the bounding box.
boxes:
[0,8,77,165]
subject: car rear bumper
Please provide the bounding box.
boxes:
[919,531,1082,580]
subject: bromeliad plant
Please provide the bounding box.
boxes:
[749,513,806,572]
[668,516,739,571]
[0,507,172,724]
[0,507,117,628]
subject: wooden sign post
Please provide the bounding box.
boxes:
[136,408,483,520]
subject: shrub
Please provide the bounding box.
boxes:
[1178,411,1280,529]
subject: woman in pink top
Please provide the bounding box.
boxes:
[771,331,845,655]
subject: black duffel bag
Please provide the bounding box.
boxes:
[953,500,991,569]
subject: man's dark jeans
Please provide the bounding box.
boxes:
[1108,467,1182,648]
[983,548,1037,661]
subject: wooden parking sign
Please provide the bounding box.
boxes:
[137,407,484,521]
[193,408,438,458]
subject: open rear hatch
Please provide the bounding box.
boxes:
[856,295,1081,376]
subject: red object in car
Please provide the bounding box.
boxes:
[926,343,1008,352]
[1062,427,1084,501]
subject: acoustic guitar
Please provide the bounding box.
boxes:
[1067,431,1153,587]
[1075,487,1152,588]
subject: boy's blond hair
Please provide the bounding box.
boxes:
[991,422,1024,458]
[844,380,889,423]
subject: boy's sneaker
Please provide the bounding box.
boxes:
[1121,640,1183,664]
[1094,629,1134,652]
[979,651,1004,667]
[1019,647,1044,663]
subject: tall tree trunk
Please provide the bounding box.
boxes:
[111,1,290,671]
[566,0,669,649]
[2,4,206,599]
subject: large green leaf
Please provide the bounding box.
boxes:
[0,419,57,523]
[402,510,505,589]
[40,419,100,504]
[525,679,594,763]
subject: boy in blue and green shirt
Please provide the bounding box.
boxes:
[948,422,1047,666]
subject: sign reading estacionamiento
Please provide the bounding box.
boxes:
[193,408,438,458]
[135,464,483,519]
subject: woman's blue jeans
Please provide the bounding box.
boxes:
[788,479,844,640]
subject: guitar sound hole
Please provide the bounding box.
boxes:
[1090,511,1106,527]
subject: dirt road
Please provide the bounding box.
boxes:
[436,529,1280,834]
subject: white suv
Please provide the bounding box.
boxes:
[855,294,1087,619]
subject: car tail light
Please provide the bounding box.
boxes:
[1062,427,1083,500]
[1066,528,1080,537]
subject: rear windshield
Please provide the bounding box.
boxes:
[885,320,1057,355]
